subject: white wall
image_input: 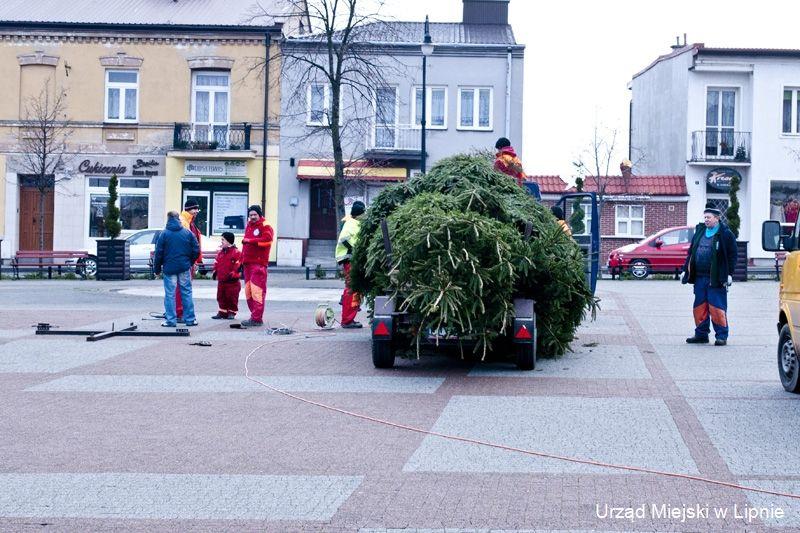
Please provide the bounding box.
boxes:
[630,49,692,175]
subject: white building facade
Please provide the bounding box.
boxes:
[630,44,800,262]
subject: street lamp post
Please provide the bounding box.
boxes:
[420,15,434,174]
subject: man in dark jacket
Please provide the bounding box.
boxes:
[681,207,737,345]
[153,211,200,327]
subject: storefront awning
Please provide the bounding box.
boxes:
[296,159,406,182]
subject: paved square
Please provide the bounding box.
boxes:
[27,374,445,394]
[688,399,800,475]
[656,344,776,381]
[1,277,798,531]
[0,473,362,520]
[404,396,698,474]
[469,345,650,379]
[0,338,156,373]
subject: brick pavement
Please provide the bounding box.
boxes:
[0,278,798,531]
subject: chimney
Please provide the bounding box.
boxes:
[670,36,683,50]
[620,159,633,180]
[463,0,509,25]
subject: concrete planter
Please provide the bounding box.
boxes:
[733,240,748,282]
[96,239,130,280]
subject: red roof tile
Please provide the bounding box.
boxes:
[528,175,569,194]
[578,175,687,196]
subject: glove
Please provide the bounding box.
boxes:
[726,275,733,287]
[680,271,688,285]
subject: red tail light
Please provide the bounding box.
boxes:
[373,322,390,337]
[515,325,533,340]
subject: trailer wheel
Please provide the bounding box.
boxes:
[372,340,395,369]
[515,342,536,370]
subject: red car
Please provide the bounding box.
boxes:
[607,226,694,279]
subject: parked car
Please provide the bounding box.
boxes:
[607,226,694,279]
[126,228,221,273]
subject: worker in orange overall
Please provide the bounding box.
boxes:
[239,205,273,327]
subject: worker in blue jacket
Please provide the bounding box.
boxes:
[681,207,737,346]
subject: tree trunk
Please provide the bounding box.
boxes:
[331,122,347,237]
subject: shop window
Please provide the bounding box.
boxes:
[212,191,249,235]
[770,181,800,224]
[88,178,150,237]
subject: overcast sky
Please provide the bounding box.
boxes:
[378,0,800,181]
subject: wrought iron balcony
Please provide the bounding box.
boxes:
[364,124,421,157]
[172,123,251,151]
[690,130,751,163]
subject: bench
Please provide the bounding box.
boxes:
[149,250,217,279]
[305,265,342,280]
[12,250,90,279]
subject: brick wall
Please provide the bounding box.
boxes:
[538,197,687,260]
[599,200,687,258]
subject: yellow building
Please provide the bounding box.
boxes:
[0,0,301,262]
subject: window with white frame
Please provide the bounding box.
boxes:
[412,86,447,129]
[307,83,330,125]
[615,205,645,237]
[105,70,138,123]
[192,71,230,144]
[783,88,800,134]
[88,177,150,237]
[458,87,492,130]
[374,86,398,148]
[705,88,736,157]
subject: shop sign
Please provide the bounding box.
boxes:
[706,168,741,193]
[77,156,163,177]
[184,160,247,177]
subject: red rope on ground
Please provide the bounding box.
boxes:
[244,337,800,501]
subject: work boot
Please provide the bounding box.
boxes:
[240,319,263,327]
[715,339,727,346]
[342,321,363,329]
[685,335,709,344]
[211,312,227,320]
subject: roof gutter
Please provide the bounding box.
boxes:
[0,20,283,35]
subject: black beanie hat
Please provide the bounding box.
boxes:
[221,232,235,245]
[184,200,200,210]
[248,204,263,217]
[550,205,565,220]
[350,200,366,218]
[495,137,511,150]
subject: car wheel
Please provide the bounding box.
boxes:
[77,256,98,278]
[778,324,800,393]
[515,341,536,370]
[372,340,395,369]
[629,259,650,279]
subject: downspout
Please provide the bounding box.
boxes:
[628,99,632,161]
[505,46,512,138]
[261,33,271,210]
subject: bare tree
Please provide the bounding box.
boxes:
[17,81,73,251]
[256,0,405,232]
[572,124,619,213]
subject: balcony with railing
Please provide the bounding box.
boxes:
[690,130,751,163]
[364,124,422,159]
[172,122,251,151]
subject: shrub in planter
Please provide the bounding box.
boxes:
[96,174,130,280]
